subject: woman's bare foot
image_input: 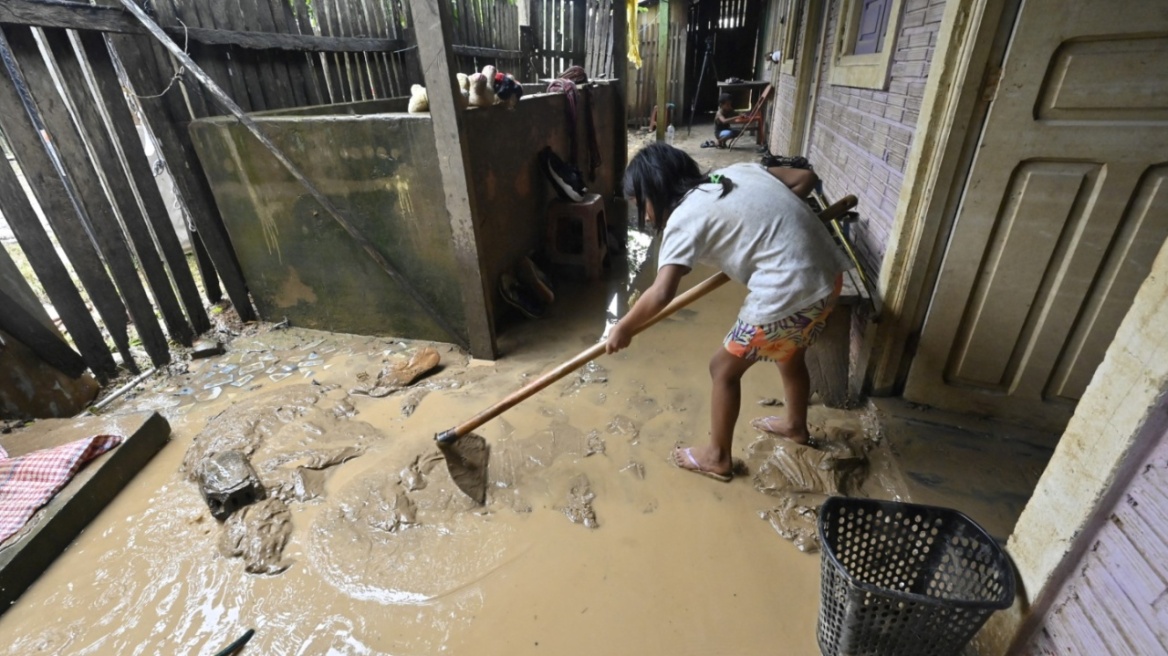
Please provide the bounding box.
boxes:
[750,416,810,445]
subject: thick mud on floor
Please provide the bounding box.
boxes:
[0,266,897,655]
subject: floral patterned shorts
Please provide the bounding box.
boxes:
[723,275,842,363]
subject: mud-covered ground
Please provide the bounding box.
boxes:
[0,127,1048,654]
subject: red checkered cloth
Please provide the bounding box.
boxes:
[0,434,124,543]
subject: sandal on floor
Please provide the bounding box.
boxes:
[671,445,733,482]
[751,416,814,446]
[700,140,718,149]
[500,273,545,319]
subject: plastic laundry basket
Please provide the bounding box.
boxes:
[816,497,1015,656]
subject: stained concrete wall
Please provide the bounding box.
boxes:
[464,83,619,329]
[189,112,466,344]
[188,83,618,347]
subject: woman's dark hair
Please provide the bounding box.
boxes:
[623,143,736,233]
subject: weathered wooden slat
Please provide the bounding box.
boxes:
[10,26,170,366]
[41,28,193,348]
[189,230,222,303]
[246,0,298,108]
[341,0,375,98]
[338,0,371,100]
[0,0,406,52]
[406,0,493,357]
[267,0,310,107]
[235,0,286,109]
[0,287,88,377]
[206,0,266,112]
[0,152,116,379]
[289,0,328,104]
[107,31,255,320]
[180,0,252,114]
[145,0,211,118]
[353,0,389,97]
[452,44,524,59]
[0,27,137,371]
[361,0,394,96]
[75,30,209,336]
[120,0,472,350]
[314,0,350,102]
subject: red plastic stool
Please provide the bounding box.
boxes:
[546,193,607,281]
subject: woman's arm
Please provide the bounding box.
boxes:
[605,264,689,354]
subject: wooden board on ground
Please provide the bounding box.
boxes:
[0,412,170,613]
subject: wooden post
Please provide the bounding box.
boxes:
[572,0,588,65]
[655,0,669,142]
[406,0,496,359]
[611,0,628,187]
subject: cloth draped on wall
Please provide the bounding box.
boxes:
[0,434,123,543]
[627,0,643,69]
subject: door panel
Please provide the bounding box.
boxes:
[904,0,1168,430]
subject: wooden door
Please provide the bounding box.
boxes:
[903,0,1168,430]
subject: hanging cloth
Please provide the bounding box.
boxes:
[627,0,643,69]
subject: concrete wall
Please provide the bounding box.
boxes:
[188,84,618,347]
[189,111,467,344]
[464,83,619,329]
[770,0,947,278]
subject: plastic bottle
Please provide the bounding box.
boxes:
[666,124,675,146]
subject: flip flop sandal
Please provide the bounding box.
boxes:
[671,445,733,482]
[517,255,555,305]
[700,140,718,149]
[500,273,545,319]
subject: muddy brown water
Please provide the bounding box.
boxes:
[0,267,898,655]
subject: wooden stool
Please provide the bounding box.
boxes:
[546,193,607,281]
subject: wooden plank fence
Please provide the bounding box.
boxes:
[627,7,685,129]
[0,0,609,382]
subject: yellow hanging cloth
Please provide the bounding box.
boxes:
[627,0,643,69]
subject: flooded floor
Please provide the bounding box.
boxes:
[0,128,1055,654]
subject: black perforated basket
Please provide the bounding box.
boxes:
[816,497,1015,656]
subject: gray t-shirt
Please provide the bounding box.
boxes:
[657,163,853,325]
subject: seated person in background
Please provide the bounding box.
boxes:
[704,93,749,148]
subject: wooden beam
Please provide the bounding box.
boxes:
[406,0,496,359]
[612,0,628,187]
[0,287,87,378]
[0,0,405,53]
[452,44,525,59]
[656,1,669,142]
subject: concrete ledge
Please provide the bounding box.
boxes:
[0,411,170,613]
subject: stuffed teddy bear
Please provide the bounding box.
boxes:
[408,84,428,113]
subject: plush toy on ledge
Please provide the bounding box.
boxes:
[408,84,428,113]
[467,72,496,108]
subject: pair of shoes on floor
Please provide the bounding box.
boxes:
[500,256,555,319]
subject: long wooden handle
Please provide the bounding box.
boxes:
[818,194,858,223]
[436,271,731,443]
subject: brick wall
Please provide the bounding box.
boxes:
[1022,418,1168,654]
[769,0,948,279]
